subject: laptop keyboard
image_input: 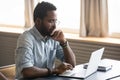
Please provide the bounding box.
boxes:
[59,70,76,76]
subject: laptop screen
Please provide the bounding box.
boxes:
[85,48,105,77]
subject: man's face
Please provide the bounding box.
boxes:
[40,11,57,36]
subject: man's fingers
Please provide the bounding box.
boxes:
[50,29,56,36]
[66,64,73,70]
[51,30,61,39]
[68,65,73,70]
[63,62,73,70]
[56,30,62,38]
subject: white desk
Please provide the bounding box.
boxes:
[71,59,120,80]
[88,59,120,80]
[21,59,120,80]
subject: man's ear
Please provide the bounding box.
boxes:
[35,18,41,26]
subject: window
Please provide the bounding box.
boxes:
[0,0,24,27]
[39,0,80,33]
[0,0,119,38]
[108,0,120,37]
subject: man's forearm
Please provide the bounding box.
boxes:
[22,67,49,78]
[62,42,76,67]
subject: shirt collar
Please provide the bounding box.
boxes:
[31,26,50,41]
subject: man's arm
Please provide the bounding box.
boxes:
[60,40,76,67]
[51,29,76,67]
[22,62,72,78]
[22,67,49,78]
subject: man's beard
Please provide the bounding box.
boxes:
[40,22,55,37]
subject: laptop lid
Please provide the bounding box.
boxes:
[84,47,104,77]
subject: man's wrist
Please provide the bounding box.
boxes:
[47,68,52,76]
[60,40,68,48]
[59,38,66,44]
[47,68,59,75]
[51,68,59,74]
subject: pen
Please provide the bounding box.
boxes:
[106,74,120,80]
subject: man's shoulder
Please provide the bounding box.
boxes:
[17,30,35,47]
[18,30,34,41]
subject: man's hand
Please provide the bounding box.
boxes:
[50,29,66,43]
[52,62,73,74]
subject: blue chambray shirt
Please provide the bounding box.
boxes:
[15,26,64,79]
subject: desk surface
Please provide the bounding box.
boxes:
[20,59,120,80]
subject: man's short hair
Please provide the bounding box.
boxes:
[33,1,57,22]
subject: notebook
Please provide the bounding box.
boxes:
[59,48,105,79]
[83,61,112,72]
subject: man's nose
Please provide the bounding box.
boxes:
[52,24,56,29]
[52,22,56,27]
[52,20,59,26]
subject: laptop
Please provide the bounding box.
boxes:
[59,47,105,79]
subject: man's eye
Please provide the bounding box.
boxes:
[48,20,54,23]
[48,19,57,23]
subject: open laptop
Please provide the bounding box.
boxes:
[59,47,105,79]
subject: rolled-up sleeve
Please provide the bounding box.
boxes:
[16,47,34,72]
[15,32,34,78]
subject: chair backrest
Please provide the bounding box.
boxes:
[0,72,8,80]
[0,64,15,80]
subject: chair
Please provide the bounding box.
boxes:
[0,64,15,80]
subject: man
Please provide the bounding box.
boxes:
[15,1,76,79]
